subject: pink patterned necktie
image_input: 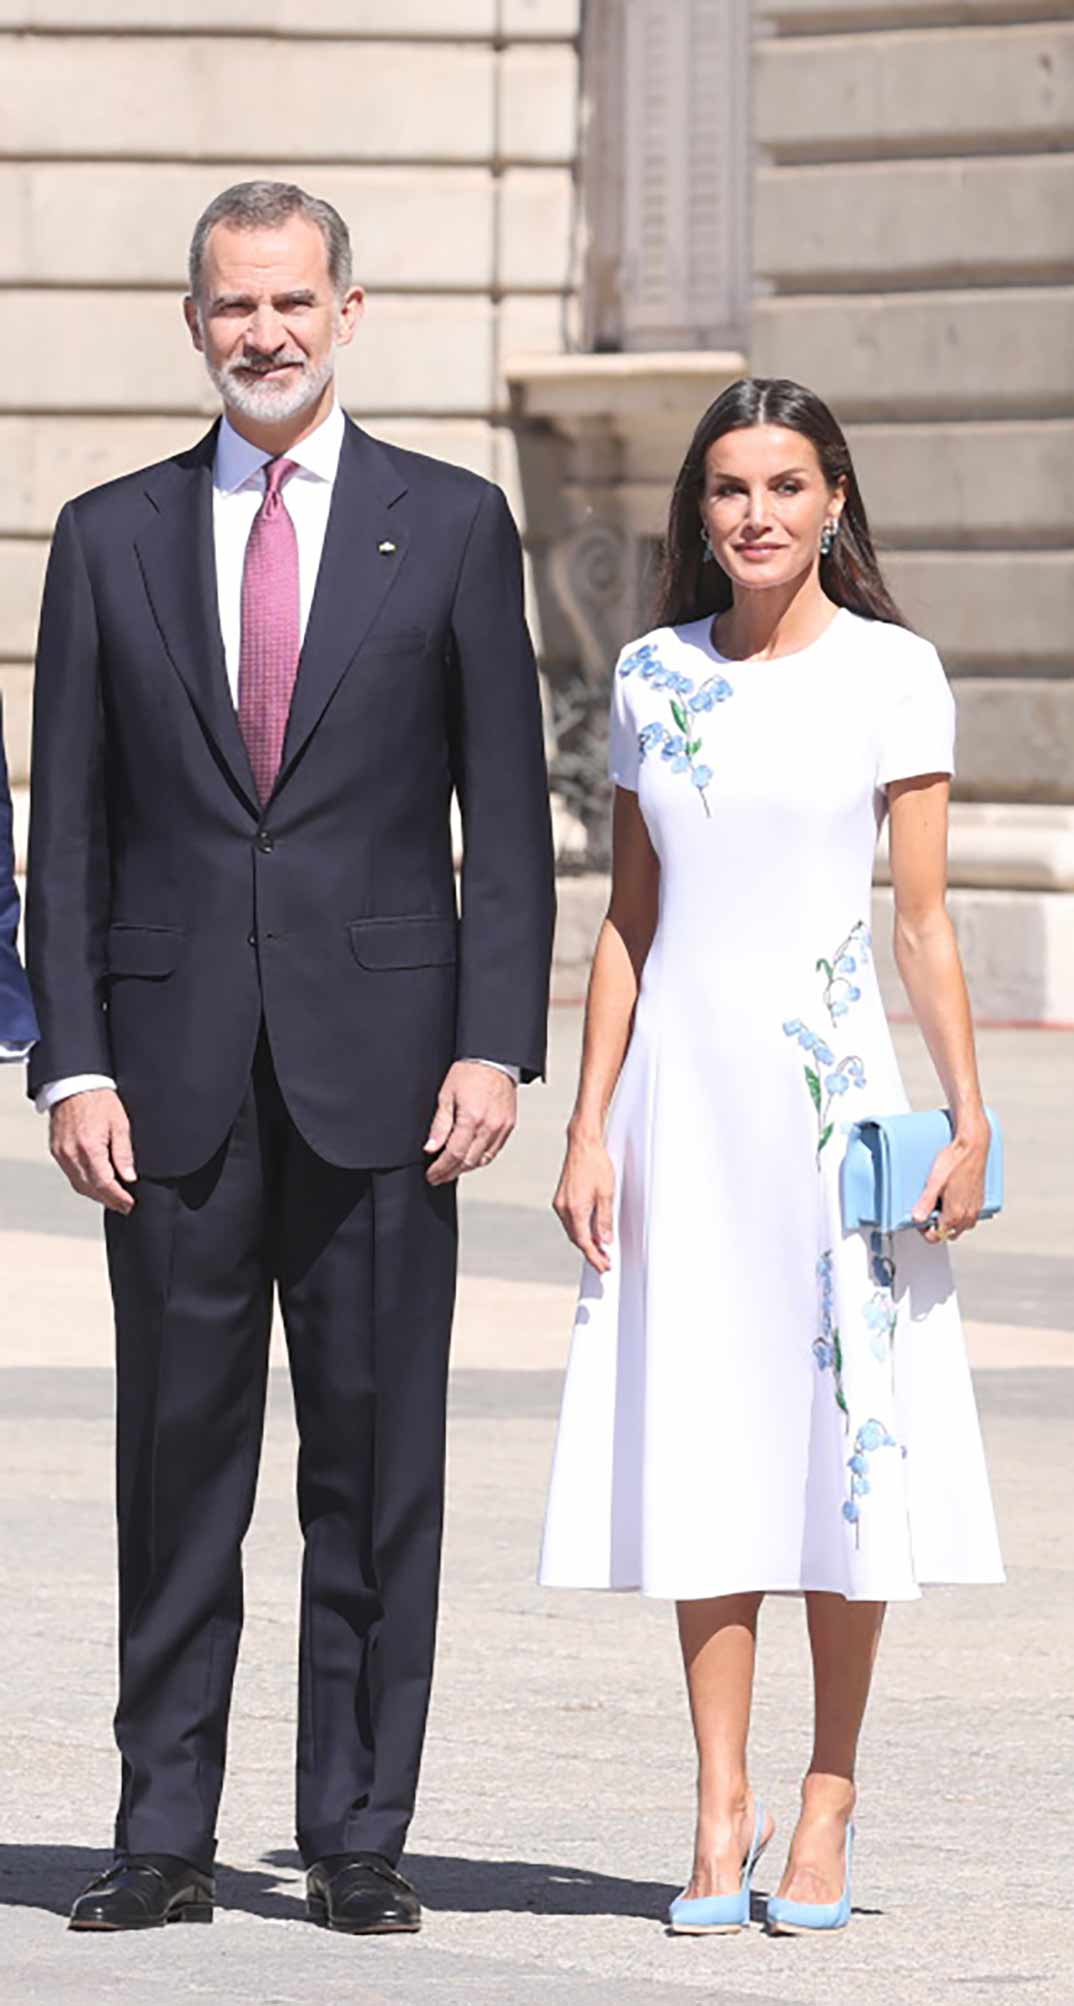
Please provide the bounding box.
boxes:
[237,456,300,803]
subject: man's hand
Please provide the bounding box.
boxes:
[50,1088,137,1214]
[424,1062,517,1186]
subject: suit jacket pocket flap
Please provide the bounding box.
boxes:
[107,924,183,978]
[348,916,457,970]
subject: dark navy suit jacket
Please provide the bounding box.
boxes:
[0,697,39,1050]
[27,418,554,1176]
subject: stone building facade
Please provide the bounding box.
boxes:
[3,0,1071,1018]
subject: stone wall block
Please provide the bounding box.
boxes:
[872,882,1074,1025]
[0,37,496,160]
[0,417,198,536]
[0,163,496,290]
[1,543,48,664]
[500,45,579,162]
[951,680,1074,806]
[767,0,1065,24]
[0,2,498,26]
[752,290,1074,419]
[339,297,495,413]
[847,421,1074,545]
[756,23,1074,158]
[364,417,498,483]
[498,169,575,290]
[0,664,32,787]
[501,0,580,34]
[496,294,570,408]
[885,552,1074,669]
[757,156,1074,287]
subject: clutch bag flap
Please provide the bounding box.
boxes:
[840,1106,1003,1233]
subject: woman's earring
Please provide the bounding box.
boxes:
[700,525,715,564]
[819,520,840,558]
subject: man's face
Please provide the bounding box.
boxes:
[185,214,363,424]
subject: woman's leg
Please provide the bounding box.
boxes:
[775,1593,886,1903]
[676,1593,773,1898]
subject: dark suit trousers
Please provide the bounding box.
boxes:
[104,1031,457,1871]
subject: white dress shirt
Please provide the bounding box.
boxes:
[38,400,516,1112]
[0,1043,32,1060]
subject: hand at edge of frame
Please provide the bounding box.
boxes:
[50,1088,137,1215]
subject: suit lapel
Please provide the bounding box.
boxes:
[134,426,261,815]
[275,421,410,788]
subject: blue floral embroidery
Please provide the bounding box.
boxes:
[788,928,903,1540]
[842,1417,897,1546]
[817,921,872,1025]
[621,642,732,817]
[689,677,734,713]
[782,1017,866,1160]
[815,1253,849,1424]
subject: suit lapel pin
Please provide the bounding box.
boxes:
[378,539,397,555]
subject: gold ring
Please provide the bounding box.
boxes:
[936,1223,955,1242]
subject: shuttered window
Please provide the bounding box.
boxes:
[584,0,751,353]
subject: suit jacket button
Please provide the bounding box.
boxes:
[256,830,274,854]
[247,932,256,946]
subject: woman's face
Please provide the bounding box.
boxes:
[698,424,844,593]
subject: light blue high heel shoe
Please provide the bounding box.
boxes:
[766,1822,854,1935]
[668,1803,771,1935]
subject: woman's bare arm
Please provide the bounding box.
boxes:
[553,788,660,1270]
[888,773,991,1240]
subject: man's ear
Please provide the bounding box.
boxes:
[183,295,205,355]
[335,286,366,351]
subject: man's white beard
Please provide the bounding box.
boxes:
[208,346,336,425]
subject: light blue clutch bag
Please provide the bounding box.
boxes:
[840,1106,1003,1234]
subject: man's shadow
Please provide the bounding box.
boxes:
[0,1844,304,1923]
[0,1843,675,1924]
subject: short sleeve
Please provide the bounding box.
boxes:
[608,648,640,791]
[876,638,955,788]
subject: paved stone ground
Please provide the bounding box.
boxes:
[2,1011,1072,2005]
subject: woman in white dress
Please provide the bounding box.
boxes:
[540,378,1003,1936]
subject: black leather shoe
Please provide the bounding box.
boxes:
[68,1854,214,1931]
[306,1853,421,1934]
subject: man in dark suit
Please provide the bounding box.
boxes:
[0,698,39,1061]
[27,181,555,1936]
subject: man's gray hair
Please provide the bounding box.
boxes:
[188,181,353,299]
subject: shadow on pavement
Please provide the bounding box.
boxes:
[266,1845,675,1921]
[1,1842,884,1933]
[0,1845,306,1923]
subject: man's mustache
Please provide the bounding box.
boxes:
[227,351,308,376]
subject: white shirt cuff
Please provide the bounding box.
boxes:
[0,1042,33,1061]
[464,1058,520,1084]
[36,1073,117,1113]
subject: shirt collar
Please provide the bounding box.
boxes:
[213,399,346,495]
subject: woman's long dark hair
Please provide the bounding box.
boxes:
[654,377,905,630]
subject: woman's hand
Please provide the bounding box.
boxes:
[911,1117,990,1243]
[553,1128,616,1273]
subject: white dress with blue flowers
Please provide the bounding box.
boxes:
[539,608,1003,1602]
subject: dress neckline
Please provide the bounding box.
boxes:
[685,604,849,666]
